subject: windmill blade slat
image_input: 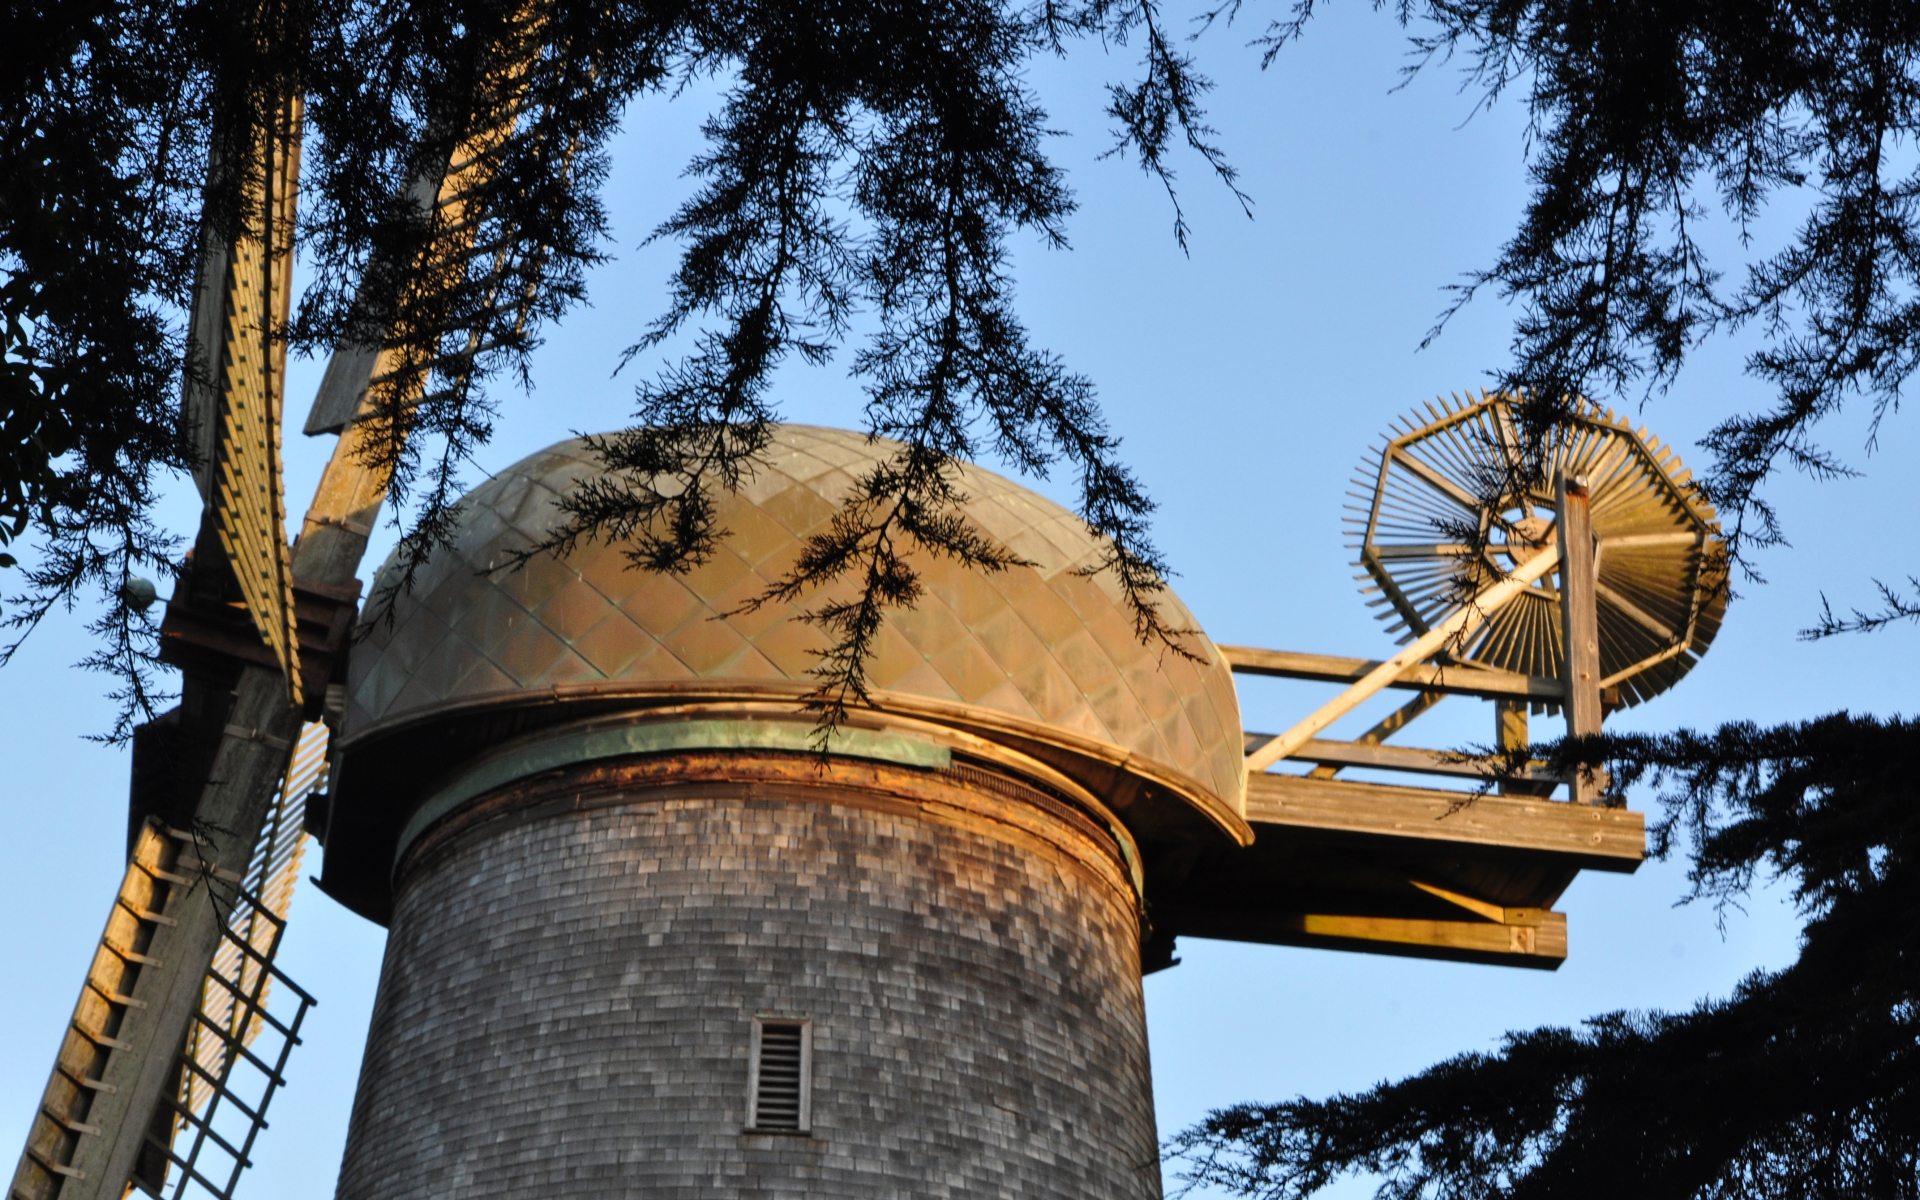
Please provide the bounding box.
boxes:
[206,97,305,710]
[184,722,326,1117]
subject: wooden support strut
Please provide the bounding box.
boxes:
[1241,734,1563,784]
[1306,689,1443,780]
[1287,909,1567,963]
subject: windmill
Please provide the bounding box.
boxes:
[9,375,1729,1198]
[4,29,1729,1183]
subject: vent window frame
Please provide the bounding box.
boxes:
[745,1016,812,1134]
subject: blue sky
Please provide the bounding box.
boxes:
[4,6,1916,1197]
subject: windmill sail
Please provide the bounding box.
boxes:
[181,722,326,1118]
[1351,390,1727,710]
[194,96,307,707]
[130,724,327,1200]
[10,35,545,1197]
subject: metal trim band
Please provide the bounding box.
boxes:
[393,715,951,866]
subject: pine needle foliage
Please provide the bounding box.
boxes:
[1214,0,1920,571]
[5,0,1228,737]
[1170,714,1920,1200]
[1163,8,1920,1196]
[491,0,1211,731]
[12,0,1920,741]
[2,0,328,735]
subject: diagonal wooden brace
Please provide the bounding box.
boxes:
[1246,544,1563,774]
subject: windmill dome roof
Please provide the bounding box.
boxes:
[344,425,1245,831]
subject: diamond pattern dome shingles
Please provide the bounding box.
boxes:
[347,426,1245,815]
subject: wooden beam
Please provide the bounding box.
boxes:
[1372,543,1474,560]
[1593,578,1677,641]
[1410,879,1549,926]
[1244,734,1564,784]
[1496,700,1557,798]
[1245,772,1645,870]
[1174,906,1569,966]
[1600,531,1700,550]
[1306,689,1443,780]
[1220,646,1566,702]
[1294,911,1566,961]
[1360,548,1433,637]
[1390,446,1482,512]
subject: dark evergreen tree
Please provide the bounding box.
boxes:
[1171,715,1920,1198]
[4,0,1245,734]
[2,0,214,723]
[1171,2,1920,1196]
[6,0,1919,730]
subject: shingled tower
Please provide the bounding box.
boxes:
[315,426,1249,1199]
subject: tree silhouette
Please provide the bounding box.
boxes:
[1170,2,1920,1196]
[5,0,1248,734]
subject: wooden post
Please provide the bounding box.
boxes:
[1494,701,1550,797]
[1496,700,1527,755]
[1556,472,1605,803]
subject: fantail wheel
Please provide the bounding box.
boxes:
[1350,391,1728,709]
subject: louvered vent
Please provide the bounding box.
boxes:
[748,1018,811,1132]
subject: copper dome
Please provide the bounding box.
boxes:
[341,425,1246,845]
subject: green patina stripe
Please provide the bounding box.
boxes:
[395,719,951,866]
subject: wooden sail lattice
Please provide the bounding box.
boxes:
[9,823,195,1200]
[136,843,314,1200]
[179,722,325,1118]
[210,97,305,708]
[1350,390,1727,710]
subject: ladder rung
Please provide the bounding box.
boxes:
[73,1023,132,1052]
[157,1095,255,1167]
[25,1148,84,1180]
[41,1108,101,1136]
[87,980,147,1009]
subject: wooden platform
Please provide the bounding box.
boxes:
[1145,772,1643,971]
[1245,772,1644,868]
